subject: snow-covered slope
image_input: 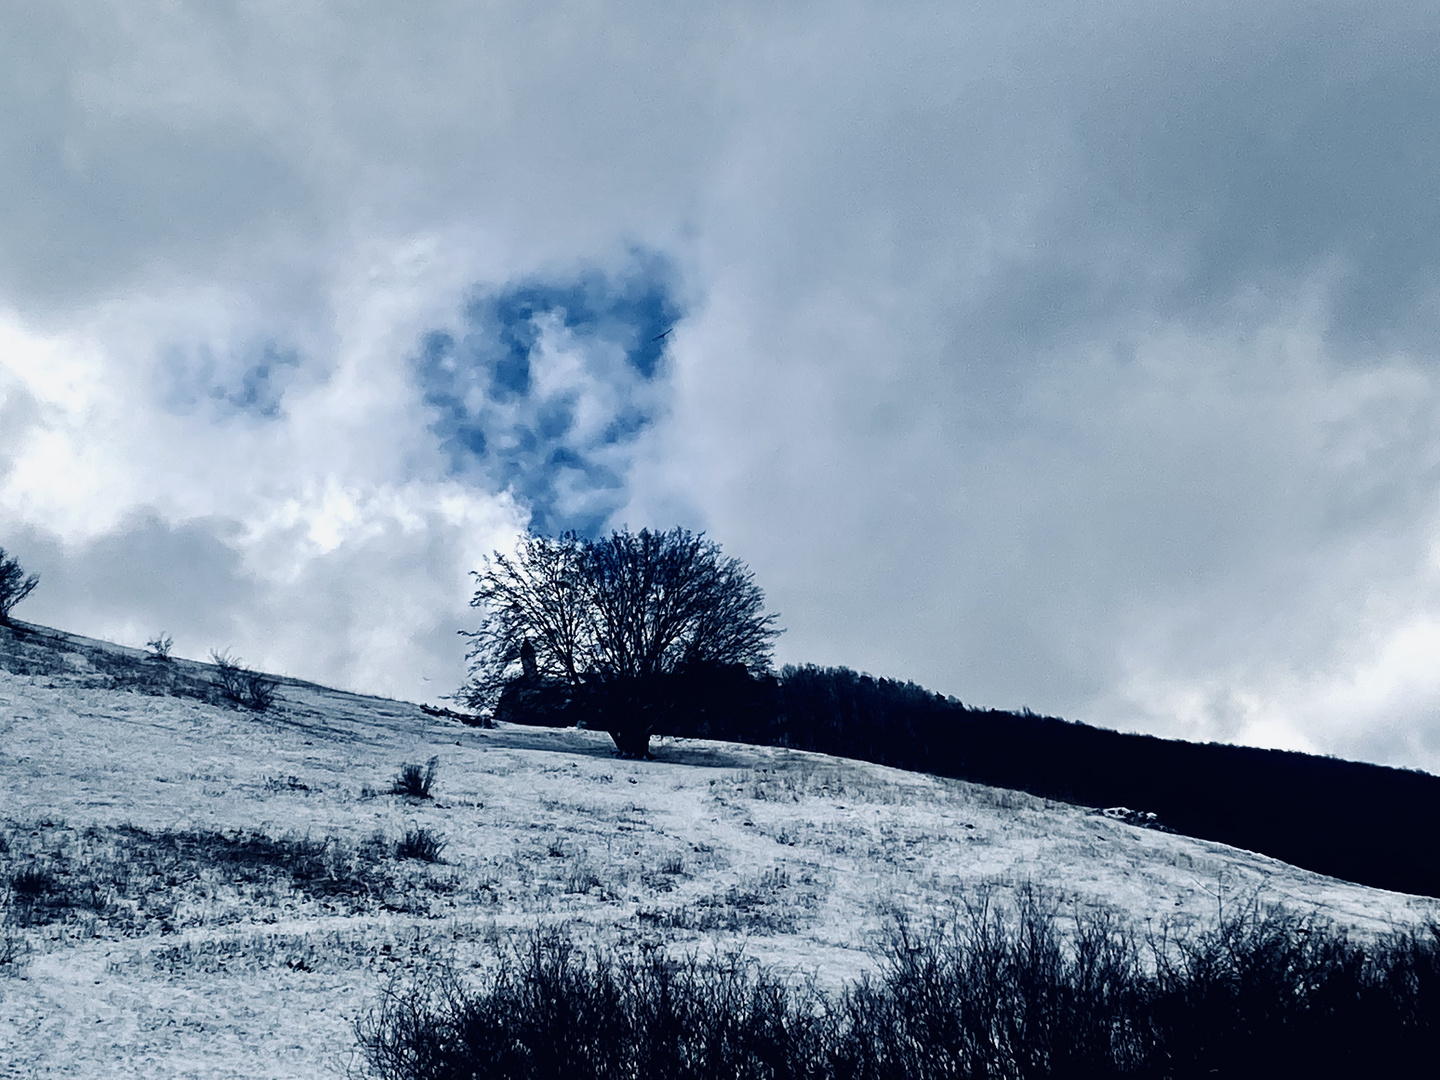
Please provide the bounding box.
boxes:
[1,624,1433,1078]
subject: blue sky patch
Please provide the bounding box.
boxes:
[416,254,682,536]
[160,341,302,420]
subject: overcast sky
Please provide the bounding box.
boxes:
[3,1,1439,771]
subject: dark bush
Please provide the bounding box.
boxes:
[10,865,56,902]
[391,757,439,799]
[146,632,174,660]
[0,547,38,626]
[357,932,834,1080]
[357,900,1440,1080]
[210,649,280,711]
[7,864,78,927]
[1142,904,1440,1079]
[395,828,445,863]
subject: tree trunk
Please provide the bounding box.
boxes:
[585,678,657,759]
[607,724,653,759]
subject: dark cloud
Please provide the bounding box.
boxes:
[6,514,250,656]
[964,3,1440,357]
[0,4,317,313]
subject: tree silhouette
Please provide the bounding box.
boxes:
[0,548,38,626]
[461,527,780,757]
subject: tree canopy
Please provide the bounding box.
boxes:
[461,527,780,756]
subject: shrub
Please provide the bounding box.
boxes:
[390,757,439,799]
[210,649,280,711]
[7,865,71,927]
[0,908,22,968]
[0,548,38,625]
[357,932,833,1080]
[395,828,445,863]
[356,900,1440,1080]
[0,880,25,968]
[837,891,1149,1078]
[1142,904,1440,1079]
[146,632,174,660]
[10,865,56,902]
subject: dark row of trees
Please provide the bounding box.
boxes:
[482,656,1440,897]
[465,529,1440,899]
[671,663,1440,898]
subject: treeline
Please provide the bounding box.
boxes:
[359,899,1440,1080]
[501,663,1440,899]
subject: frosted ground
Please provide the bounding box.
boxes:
[1,627,1434,1078]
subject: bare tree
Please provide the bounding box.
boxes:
[0,548,38,626]
[462,527,780,757]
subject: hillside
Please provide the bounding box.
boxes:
[652,662,1440,896]
[1,622,1435,1078]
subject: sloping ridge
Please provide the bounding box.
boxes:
[6,619,1439,1080]
[927,710,1440,899]
[5,619,1437,897]
[553,661,1440,897]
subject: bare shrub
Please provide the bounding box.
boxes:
[209,649,280,711]
[146,632,174,660]
[395,828,445,863]
[390,757,439,799]
[0,907,23,969]
[7,865,71,927]
[357,932,833,1080]
[356,899,1440,1080]
[0,548,38,625]
[839,889,1147,1078]
[1142,904,1440,1078]
[3,859,117,929]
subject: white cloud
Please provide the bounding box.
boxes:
[2,1,1439,767]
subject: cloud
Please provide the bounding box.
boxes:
[2,1,1439,769]
[6,514,250,652]
[160,341,304,420]
[415,253,682,536]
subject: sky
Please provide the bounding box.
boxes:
[2,1,1439,773]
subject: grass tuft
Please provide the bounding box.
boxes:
[394,828,445,863]
[390,757,439,799]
